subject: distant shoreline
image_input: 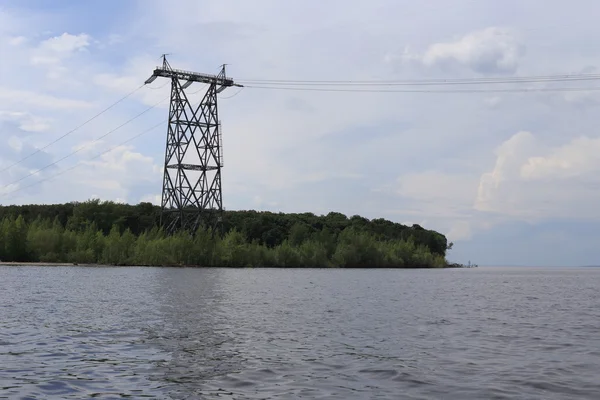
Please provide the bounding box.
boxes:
[0,261,473,269]
[0,262,87,267]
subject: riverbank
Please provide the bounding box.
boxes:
[0,262,89,267]
[0,262,78,266]
[0,261,474,268]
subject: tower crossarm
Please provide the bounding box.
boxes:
[145,66,241,88]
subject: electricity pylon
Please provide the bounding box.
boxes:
[145,55,241,234]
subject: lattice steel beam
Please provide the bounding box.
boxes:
[145,55,241,234]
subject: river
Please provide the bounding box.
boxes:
[1,266,599,399]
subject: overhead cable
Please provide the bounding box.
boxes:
[0,83,147,174]
[0,119,166,200]
[244,85,600,94]
[237,73,600,86]
[1,95,169,190]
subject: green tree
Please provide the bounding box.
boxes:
[288,222,311,246]
[4,216,29,261]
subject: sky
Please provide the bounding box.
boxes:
[1,0,600,266]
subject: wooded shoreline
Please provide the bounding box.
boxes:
[0,200,466,268]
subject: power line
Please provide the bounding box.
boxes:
[0,95,208,202]
[0,119,166,200]
[0,83,147,174]
[237,73,600,86]
[244,85,600,94]
[187,83,208,95]
[1,95,169,190]
[5,68,599,200]
[219,86,244,99]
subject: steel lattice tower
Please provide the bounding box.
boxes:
[145,56,241,234]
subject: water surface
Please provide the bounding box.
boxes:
[1,266,599,399]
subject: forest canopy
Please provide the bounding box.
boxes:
[0,200,455,268]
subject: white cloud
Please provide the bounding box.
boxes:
[107,34,124,45]
[396,171,478,206]
[0,110,51,132]
[475,131,600,220]
[521,136,600,180]
[562,91,600,107]
[381,127,600,240]
[0,183,20,196]
[7,136,22,152]
[8,35,26,46]
[372,171,482,241]
[447,221,473,241]
[93,72,170,108]
[18,145,164,205]
[476,131,536,201]
[401,27,523,74]
[0,87,92,110]
[299,171,364,184]
[484,96,502,107]
[82,145,156,174]
[43,32,90,53]
[91,54,176,107]
[31,32,91,65]
[93,73,143,93]
[70,139,106,154]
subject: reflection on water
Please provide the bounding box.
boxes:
[1,266,600,399]
[146,268,246,397]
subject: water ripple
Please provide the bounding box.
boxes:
[1,266,600,399]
